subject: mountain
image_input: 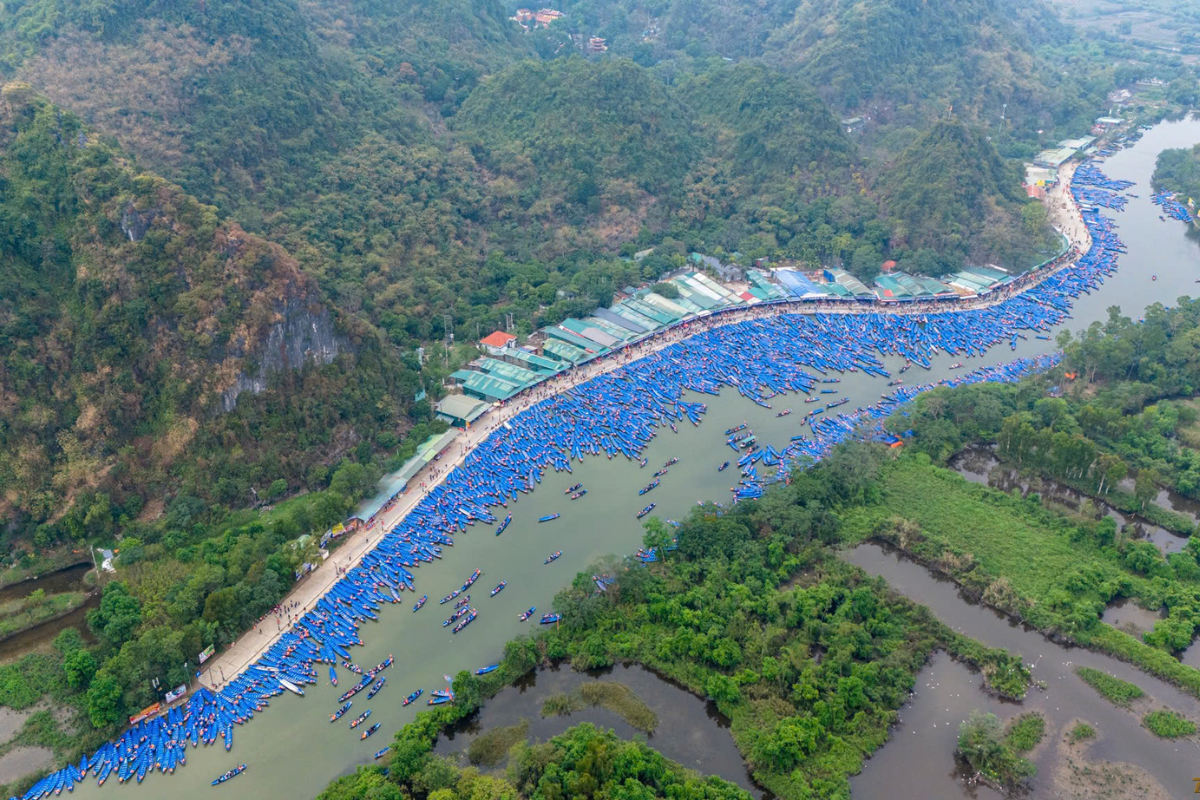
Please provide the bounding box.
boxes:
[880,120,1054,272]
[0,92,416,539]
[455,57,700,210]
[552,0,1105,140]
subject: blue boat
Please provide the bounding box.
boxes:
[367,677,386,699]
[412,595,427,612]
[539,613,561,624]
[490,581,506,596]
[495,514,512,536]
[636,503,655,519]
[403,689,423,706]
[374,747,391,759]
[475,664,499,675]
[519,606,536,621]
[329,667,338,687]
[544,551,562,564]
[360,722,381,740]
[718,461,729,471]
[330,702,352,723]
[211,764,246,786]
[538,514,560,523]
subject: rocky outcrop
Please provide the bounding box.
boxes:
[119,204,157,242]
[220,296,345,412]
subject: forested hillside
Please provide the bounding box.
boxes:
[881,121,1057,273]
[547,0,1107,140]
[0,91,416,547]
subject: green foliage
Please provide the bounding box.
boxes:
[956,709,1036,789]
[456,57,699,199]
[63,650,97,690]
[882,121,1055,271]
[539,681,658,733]
[1003,712,1045,753]
[1068,722,1096,742]
[464,718,529,767]
[1076,667,1145,706]
[1142,708,1196,738]
[85,672,123,729]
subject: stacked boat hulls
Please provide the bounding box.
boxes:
[17,160,1136,800]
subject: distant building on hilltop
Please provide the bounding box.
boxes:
[586,37,608,53]
[840,117,866,135]
[512,8,564,30]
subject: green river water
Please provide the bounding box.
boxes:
[65,117,1200,799]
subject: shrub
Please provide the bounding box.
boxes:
[1075,666,1145,706]
[1143,709,1196,738]
[1068,722,1095,742]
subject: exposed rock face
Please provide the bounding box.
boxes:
[221,296,344,412]
[119,204,157,242]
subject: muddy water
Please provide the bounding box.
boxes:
[0,564,90,605]
[65,116,1200,800]
[846,542,1200,798]
[1100,598,1165,639]
[948,445,1189,554]
[434,664,761,795]
[0,595,99,665]
[851,653,1004,800]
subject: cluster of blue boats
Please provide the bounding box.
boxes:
[1152,190,1193,222]
[14,159,1137,800]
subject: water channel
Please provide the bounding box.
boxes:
[66,117,1200,799]
[433,663,760,795]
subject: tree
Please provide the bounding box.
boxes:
[87,672,124,729]
[642,517,673,563]
[1135,468,1161,511]
[65,650,98,690]
[87,582,143,647]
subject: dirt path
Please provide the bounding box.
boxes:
[197,164,1093,692]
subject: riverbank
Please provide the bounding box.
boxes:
[0,592,90,645]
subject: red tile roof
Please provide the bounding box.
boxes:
[480,331,516,348]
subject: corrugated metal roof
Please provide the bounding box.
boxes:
[592,306,647,334]
[542,339,588,364]
[544,325,607,353]
[611,304,662,330]
[477,358,541,387]
[560,319,620,348]
[503,349,563,374]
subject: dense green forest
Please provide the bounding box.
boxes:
[1153,144,1200,202]
[881,121,1059,274]
[545,0,1109,138]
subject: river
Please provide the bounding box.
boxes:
[65,117,1200,799]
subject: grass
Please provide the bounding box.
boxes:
[1076,667,1145,707]
[1143,709,1196,738]
[540,682,658,734]
[466,718,529,767]
[1068,722,1096,742]
[839,459,1111,599]
[0,592,87,641]
[1003,713,1045,753]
